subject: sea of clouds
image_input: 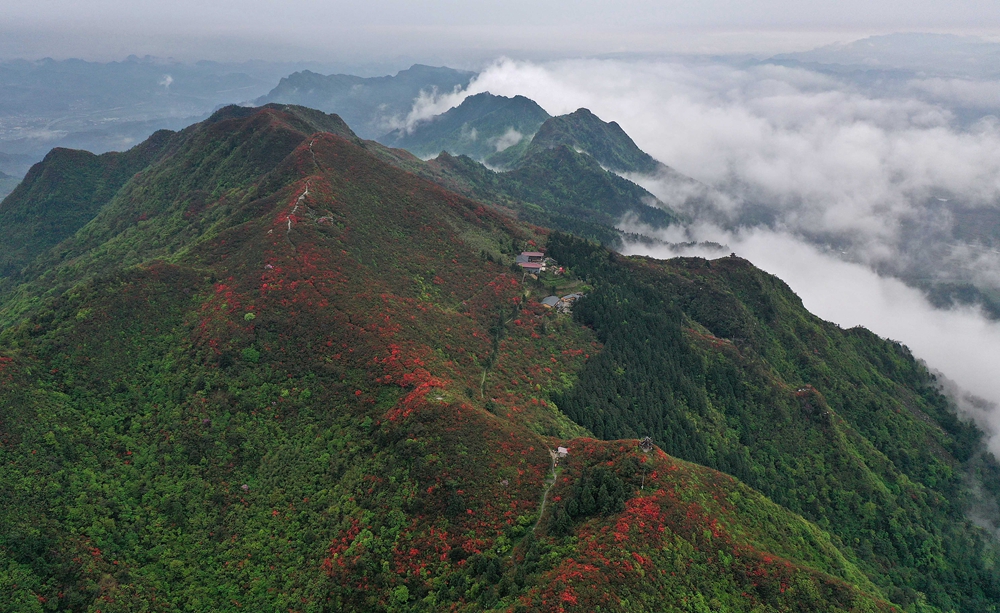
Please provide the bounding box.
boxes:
[405,55,1000,450]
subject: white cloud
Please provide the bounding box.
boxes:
[907,77,1000,108]
[385,84,471,133]
[492,127,523,152]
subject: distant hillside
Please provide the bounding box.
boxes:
[0,132,173,280]
[399,145,680,246]
[0,170,19,200]
[373,102,695,242]
[257,64,475,138]
[770,33,1000,77]
[0,56,328,160]
[522,108,661,174]
[503,144,677,227]
[378,92,550,166]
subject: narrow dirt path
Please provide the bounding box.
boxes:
[282,180,311,253]
[533,451,559,532]
[287,184,309,235]
[307,138,321,171]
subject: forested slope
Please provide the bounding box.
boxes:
[0,104,996,612]
[0,131,172,281]
[404,146,679,247]
[521,108,661,174]
[549,232,1000,611]
[378,92,550,165]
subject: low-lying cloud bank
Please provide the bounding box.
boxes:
[621,224,1000,454]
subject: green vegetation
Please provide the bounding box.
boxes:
[0,104,997,611]
[548,231,1000,612]
[0,133,171,281]
[522,108,661,174]
[413,146,677,248]
[0,104,357,328]
[370,102,686,248]
[505,145,677,228]
[378,92,551,166]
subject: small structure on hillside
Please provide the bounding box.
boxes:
[516,251,547,273]
[556,292,584,313]
[556,446,569,457]
[541,296,560,308]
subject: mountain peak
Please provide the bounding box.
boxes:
[525,107,660,174]
[377,91,550,164]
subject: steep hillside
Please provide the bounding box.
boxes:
[548,232,1000,612]
[0,131,173,281]
[0,104,357,327]
[373,104,707,245]
[1,104,998,612]
[378,92,550,166]
[257,65,475,138]
[522,108,661,174]
[416,146,680,245]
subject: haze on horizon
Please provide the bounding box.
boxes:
[1,0,999,64]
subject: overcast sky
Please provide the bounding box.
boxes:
[2,0,1000,64]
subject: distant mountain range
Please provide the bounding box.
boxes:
[372,99,697,242]
[256,64,476,139]
[376,93,664,175]
[769,32,1000,78]
[0,55,357,196]
[5,52,1000,321]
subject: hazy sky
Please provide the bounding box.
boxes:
[2,0,1000,63]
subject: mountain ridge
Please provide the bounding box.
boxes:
[378,92,551,166]
[1,104,998,611]
[256,65,475,139]
[372,97,712,241]
[523,108,661,174]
